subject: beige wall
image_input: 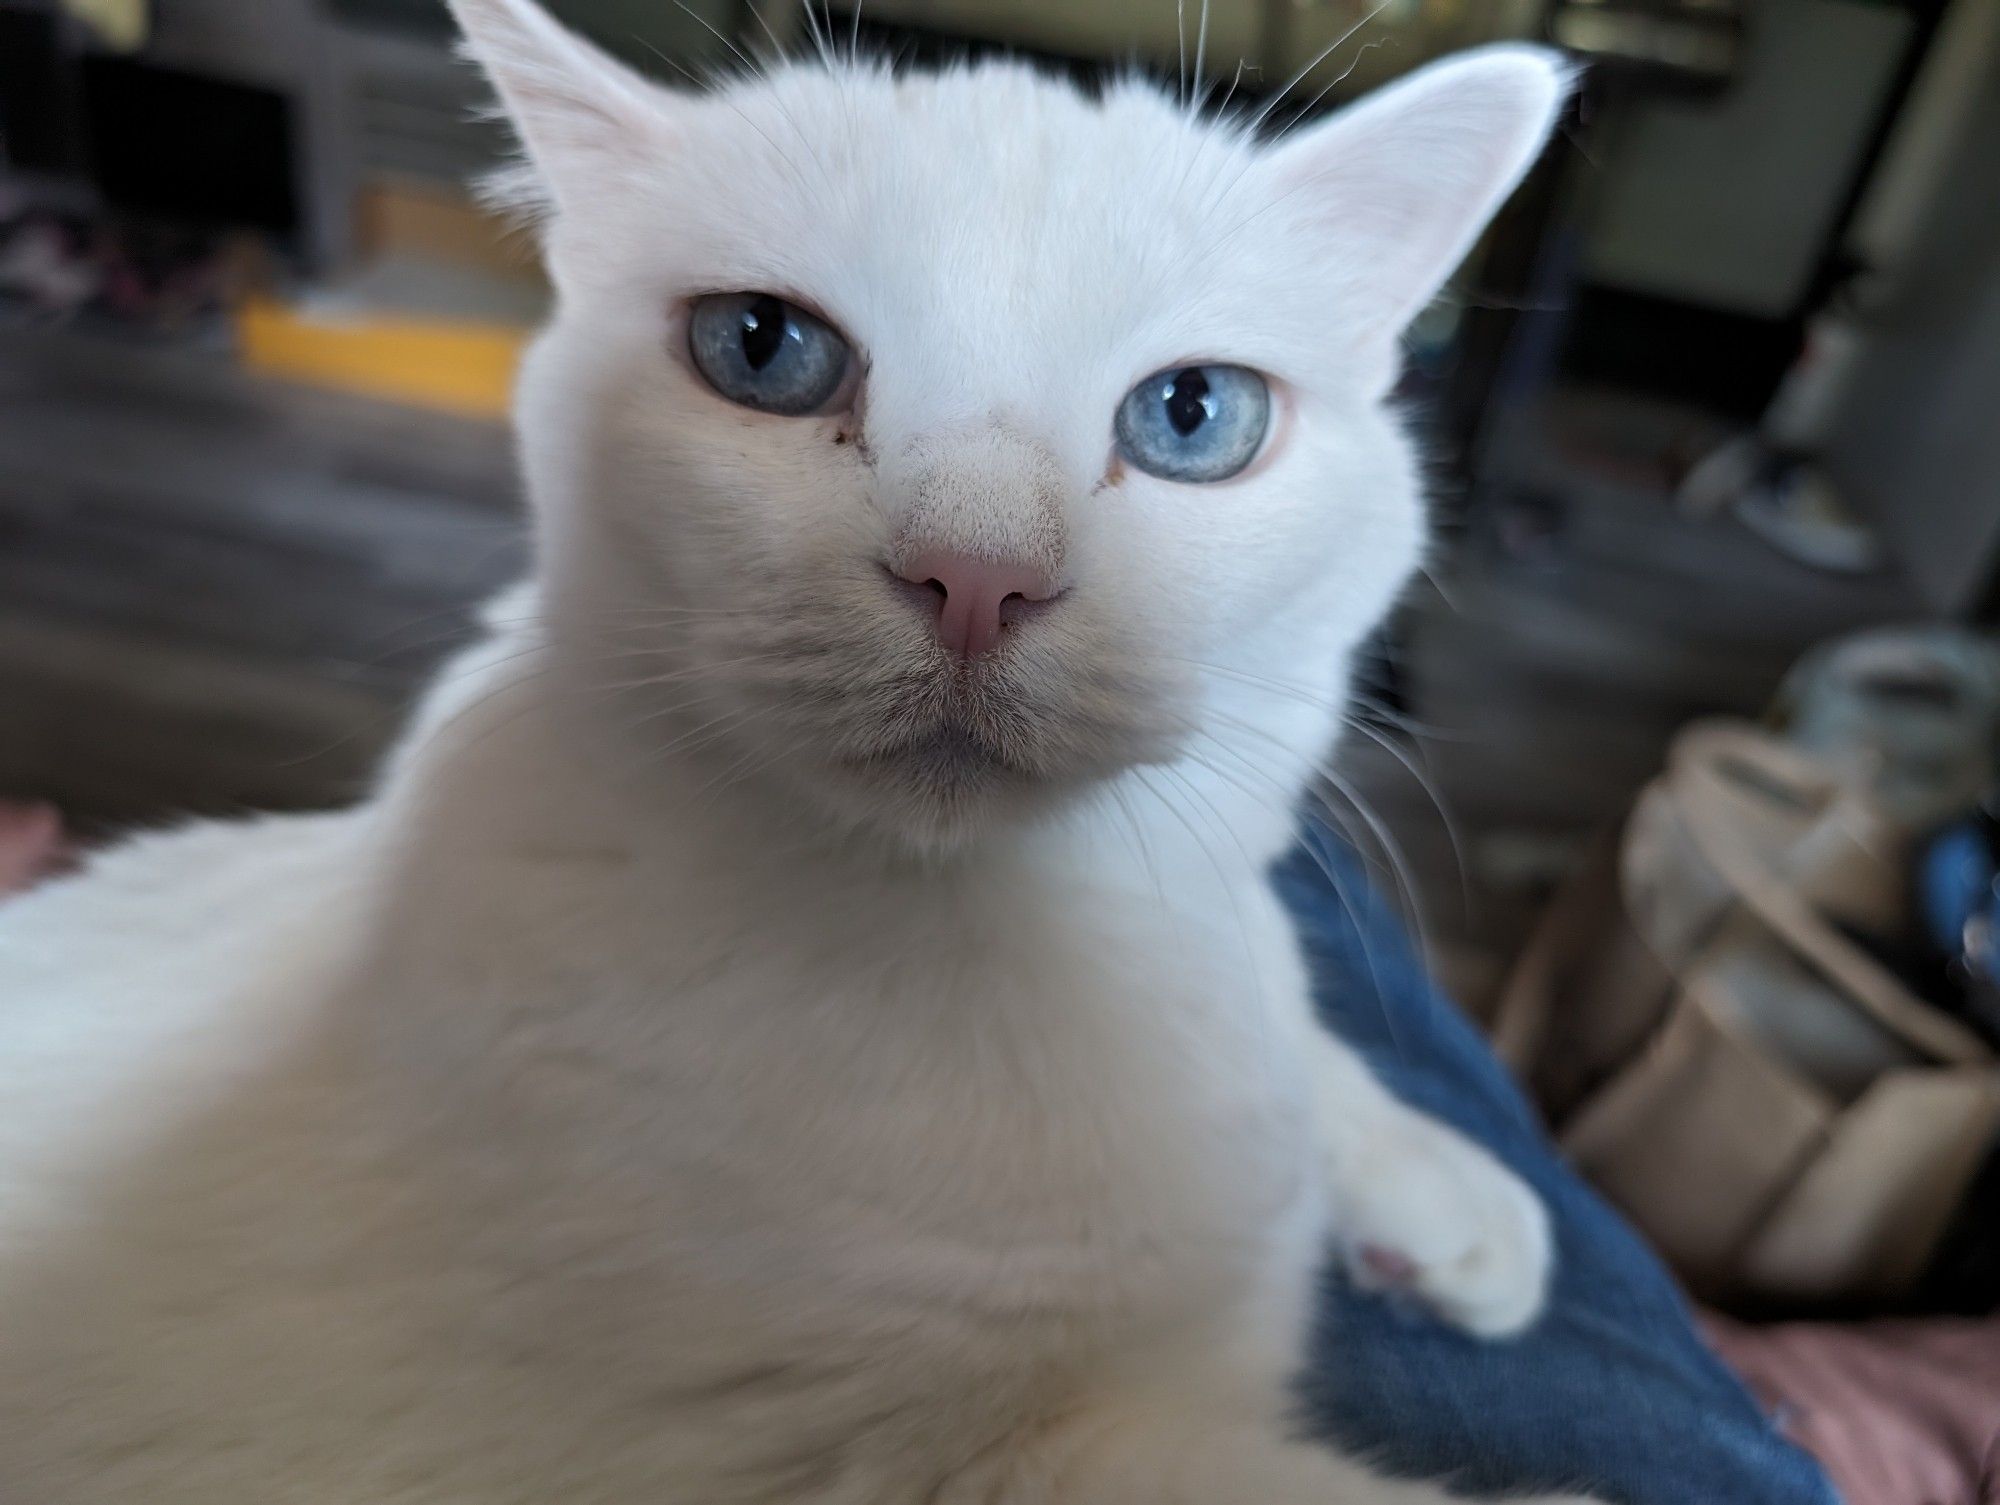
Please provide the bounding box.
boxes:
[827,0,1535,96]
[1824,40,2000,614]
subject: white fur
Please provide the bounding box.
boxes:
[0,7,1592,1500]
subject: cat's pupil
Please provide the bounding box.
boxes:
[740,296,790,371]
[1164,368,1212,436]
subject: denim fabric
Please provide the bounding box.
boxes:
[1277,822,1840,1505]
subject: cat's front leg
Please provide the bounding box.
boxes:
[1311,1031,1553,1339]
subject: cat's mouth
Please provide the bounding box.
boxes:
[730,604,1185,845]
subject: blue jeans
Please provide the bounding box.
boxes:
[1277,824,1839,1504]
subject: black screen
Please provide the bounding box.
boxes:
[80,56,300,235]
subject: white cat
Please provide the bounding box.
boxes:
[0,3,1595,1500]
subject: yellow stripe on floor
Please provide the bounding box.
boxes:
[235,296,524,421]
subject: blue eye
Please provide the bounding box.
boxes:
[687,292,850,416]
[1114,364,1270,483]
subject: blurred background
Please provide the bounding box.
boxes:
[1,0,1997,1011]
[6,0,2000,1417]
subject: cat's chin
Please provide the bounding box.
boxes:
[808,737,1086,856]
[844,725,1025,788]
[753,714,1117,857]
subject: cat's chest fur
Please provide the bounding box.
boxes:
[350,675,1324,1284]
[0,634,1347,1502]
[0,784,1326,1502]
[363,793,1325,1340]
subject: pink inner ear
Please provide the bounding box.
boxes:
[1251,46,1569,345]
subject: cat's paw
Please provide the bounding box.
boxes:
[1329,1117,1552,1339]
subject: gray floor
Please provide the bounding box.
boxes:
[0,324,525,829]
[0,324,1924,1004]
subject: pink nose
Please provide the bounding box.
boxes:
[892,550,1063,661]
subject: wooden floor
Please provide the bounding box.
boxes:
[0,325,1924,1005]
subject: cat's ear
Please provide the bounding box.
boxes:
[447,0,676,216]
[1254,45,1570,368]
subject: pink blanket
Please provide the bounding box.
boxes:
[1705,1313,2000,1505]
[0,801,64,896]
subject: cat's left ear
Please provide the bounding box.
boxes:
[1253,45,1570,375]
[447,0,676,216]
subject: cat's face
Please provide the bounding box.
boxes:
[453,0,1564,852]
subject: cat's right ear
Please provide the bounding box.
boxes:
[447,0,675,217]
[1247,45,1570,391]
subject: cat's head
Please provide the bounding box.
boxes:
[451,0,1565,853]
